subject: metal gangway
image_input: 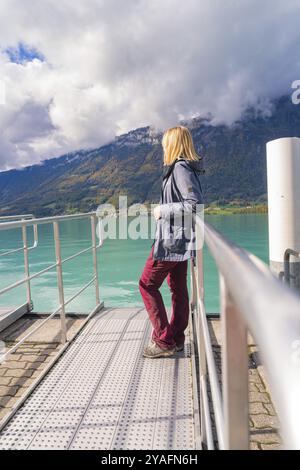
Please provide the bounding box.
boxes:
[0,212,300,450]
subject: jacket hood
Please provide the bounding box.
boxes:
[162,157,205,180]
[181,158,205,174]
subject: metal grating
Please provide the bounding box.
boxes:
[0,307,196,450]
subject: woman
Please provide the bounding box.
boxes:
[139,125,204,358]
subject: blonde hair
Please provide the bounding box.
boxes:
[162,125,200,165]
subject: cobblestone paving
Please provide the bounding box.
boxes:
[248,349,281,450]
[211,344,281,450]
[209,320,281,450]
[0,315,84,424]
[0,341,61,422]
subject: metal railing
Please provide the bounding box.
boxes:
[190,215,300,450]
[0,214,35,221]
[0,214,37,315]
[284,248,300,286]
[0,212,103,362]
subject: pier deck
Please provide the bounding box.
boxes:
[0,307,197,450]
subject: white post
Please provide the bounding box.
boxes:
[22,223,32,308]
[266,137,300,289]
[53,221,67,343]
[220,275,249,450]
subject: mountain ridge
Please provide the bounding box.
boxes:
[0,95,299,216]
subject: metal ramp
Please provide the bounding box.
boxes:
[0,307,198,450]
[0,303,31,333]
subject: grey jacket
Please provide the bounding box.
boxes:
[152,157,204,261]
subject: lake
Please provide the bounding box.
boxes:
[0,214,269,314]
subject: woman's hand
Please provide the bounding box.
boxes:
[153,205,161,220]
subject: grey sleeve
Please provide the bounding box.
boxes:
[160,163,203,219]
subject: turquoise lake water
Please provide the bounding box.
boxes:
[0,214,269,314]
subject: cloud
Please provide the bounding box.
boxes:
[0,0,300,170]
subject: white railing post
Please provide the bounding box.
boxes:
[220,274,249,450]
[91,214,100,305]
[21,222,32,308]
[53,221,67,344]
[194,249,208,446]
[190,260,197,312]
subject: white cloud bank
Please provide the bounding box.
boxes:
[0,0,300,170]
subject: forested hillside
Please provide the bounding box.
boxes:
[0,96,299,216]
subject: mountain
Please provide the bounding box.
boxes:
[0,95,300,216]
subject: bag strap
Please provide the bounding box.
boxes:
[160,160,177,203]
[171,171,183,203]
[171,166,198,233]
[160,175,168,204]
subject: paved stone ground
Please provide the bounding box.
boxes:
[208,319,281,450]
[0,314,85,423]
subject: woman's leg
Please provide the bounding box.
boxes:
[167,260,189,347]
[139,248,176,350]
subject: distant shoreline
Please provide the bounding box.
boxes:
[204,204,267,215]
[116,203,268,217]
[0,204,268,219]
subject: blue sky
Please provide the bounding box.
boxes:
[5,42,45,64]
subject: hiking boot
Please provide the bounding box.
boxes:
[143,342,175,358]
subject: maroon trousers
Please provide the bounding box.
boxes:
[139,246,190,350]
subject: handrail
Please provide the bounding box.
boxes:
[191,214,300,450]
[0,214,34,221]
[0,212,97,231]
[0,223,38,259]
[0,212,103,361]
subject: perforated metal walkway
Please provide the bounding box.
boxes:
[0,307,198,450]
